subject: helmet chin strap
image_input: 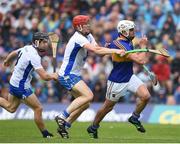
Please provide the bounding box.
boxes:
[123,29,129,37]
[33,40,43,54]
[33,40,40,48]
[77,25,90,36]
[121,31,129,38]
[77,25,83,32]
[120,32,134,41]
[32,40,48,57]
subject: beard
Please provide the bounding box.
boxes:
[128,35,135,41]
[37,48,48,57]
[82,30,91,36]
[84,32,90,36]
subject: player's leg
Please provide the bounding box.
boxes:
[57,74,93,118]
[0,94,20,113]
[93,99,116,126]
[87,99,116,138]
[56,89,90,134]
[24,93,53,138]
[66,103,90,124]
[128,75,150,133]
[55,80,93,138]
[59,80,93,120]
[64,88,91,125]
[65,80,93,114]
[87,80,121,138]
[134,85,150,114]
[57,91,90,130]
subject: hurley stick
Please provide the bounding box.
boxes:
[48,32,59,72]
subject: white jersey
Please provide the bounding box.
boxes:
[59,32,97,76]
[10,45,43,89]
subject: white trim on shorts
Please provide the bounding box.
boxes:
[106,74,144,102]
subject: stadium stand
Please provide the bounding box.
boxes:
[0,0,179,104]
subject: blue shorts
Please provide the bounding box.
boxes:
[58,74,82,90]
[9,84,33,99]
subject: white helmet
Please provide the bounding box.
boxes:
[117,20,135,37]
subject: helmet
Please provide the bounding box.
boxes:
[32,32,49,43]
[32,32,49,57]
[72,15,90,29]
[117,20,135,37]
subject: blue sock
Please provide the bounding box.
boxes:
[65,122,71,129]
[91,124,99,130]
[63,110,70,118]
[132,112,140,119]
[41,130,50,137]
[60,110,70,119]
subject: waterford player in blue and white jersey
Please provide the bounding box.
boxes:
[0,32,58,138]
[55,15,125,138]
[87,20,151,138]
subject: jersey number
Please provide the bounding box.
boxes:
[15,51,22,66]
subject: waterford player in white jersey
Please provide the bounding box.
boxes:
[0,32,58,138]
[87,20,152,138]
[55,15,125,138]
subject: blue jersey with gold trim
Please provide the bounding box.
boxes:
[107,39,134,83]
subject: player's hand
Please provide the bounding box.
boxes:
[52,73,58,81]
[113,49,126,57]
[139,35,148,48]
[149,72,158,86]
[3,59,10,67]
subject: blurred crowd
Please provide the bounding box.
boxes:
[0,0,179,104]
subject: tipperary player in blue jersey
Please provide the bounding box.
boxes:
[87,20,151,138]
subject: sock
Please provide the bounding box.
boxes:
[132,112,140,119]
[41,130,52,137]
[65,122,71,129]
[91,124,99,131]
[59,110,70,119]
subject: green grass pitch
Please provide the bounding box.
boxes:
[0,120,180,143]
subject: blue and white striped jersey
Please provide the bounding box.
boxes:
[59,32,97,76]
[10,45,43,89]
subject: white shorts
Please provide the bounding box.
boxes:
[106,74,144,102]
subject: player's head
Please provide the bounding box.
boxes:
[117,20,135,40]
[72,15,91,35]
[32,32,50,57]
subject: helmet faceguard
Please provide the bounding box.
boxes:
[117,20,135,38]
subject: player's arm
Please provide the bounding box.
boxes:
[36,68,58,81]
[126,52,148,65]
[3,50,18,67]
[30,52,58,81]
[83,43,125,56]
[126,35,149,64]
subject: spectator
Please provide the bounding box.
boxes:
[152,55,173,103]
[0,0,179,104]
